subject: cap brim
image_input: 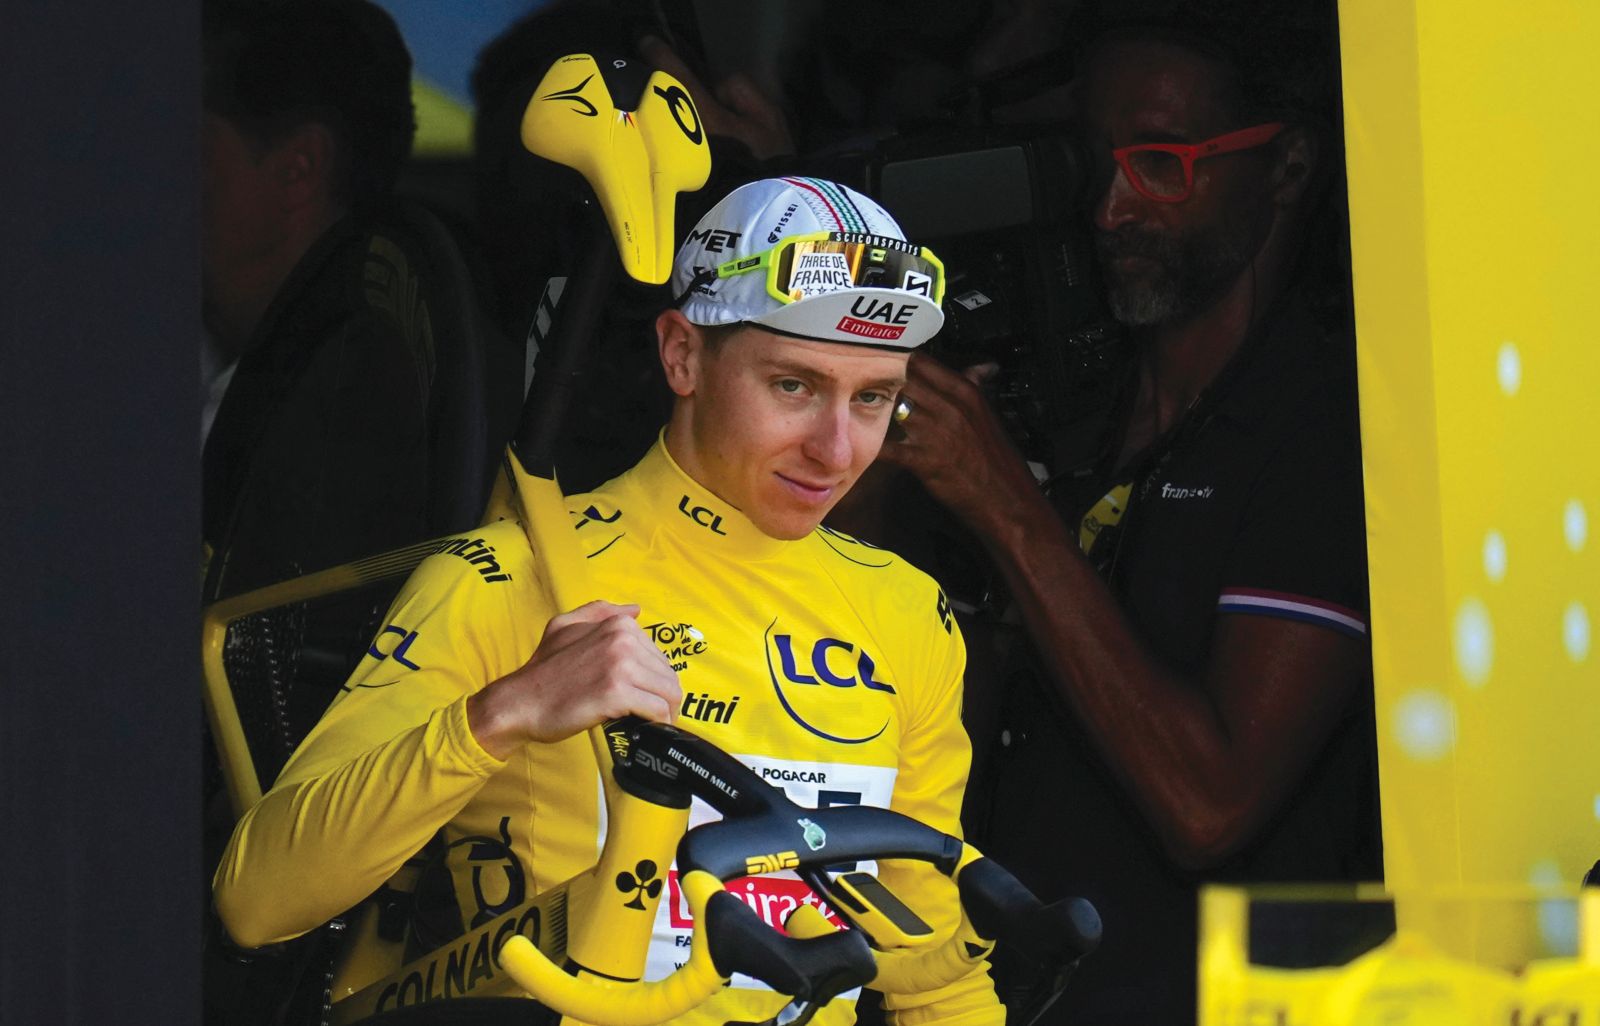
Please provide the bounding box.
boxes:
[747,288,945,350]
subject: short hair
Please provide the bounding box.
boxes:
[696,321,746,351]
[203,0,416,205]
[1075,2,1353,326]
[1076,2,1341,133]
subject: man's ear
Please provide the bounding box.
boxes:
[656,309,704,398]
[270,122,336,209]
[1271,124,1318,207]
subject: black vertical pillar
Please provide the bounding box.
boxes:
[0,5,200,1024]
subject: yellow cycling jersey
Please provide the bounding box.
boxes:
[214,436,999,1026]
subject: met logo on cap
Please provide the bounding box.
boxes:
[687,227,742,254]
[835,296,920,341]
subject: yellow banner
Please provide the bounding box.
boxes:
[1341,0,1600,909]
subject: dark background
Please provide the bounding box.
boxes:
[0,4,201,1024]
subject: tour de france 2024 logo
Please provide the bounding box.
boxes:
[644,619,707,673]
[763,618,896,745]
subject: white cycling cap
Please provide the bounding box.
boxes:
[673,176,945,350]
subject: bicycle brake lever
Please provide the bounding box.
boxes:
[956,858,1101,1026]
[705,890,875,1007]
[958,858,1101,964]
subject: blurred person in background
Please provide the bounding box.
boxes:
[879,12,1379,1022]
[201,0,427,597]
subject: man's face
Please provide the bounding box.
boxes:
[200,113,285,319]
[669,324,909,541]
[1080,38,1276,327]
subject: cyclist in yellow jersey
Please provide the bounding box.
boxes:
[214,177,1000,1026]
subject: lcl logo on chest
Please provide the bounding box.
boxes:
[765,622,897,744]
[773,635,896,694]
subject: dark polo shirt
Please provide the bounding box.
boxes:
[1105,297,1370,666]
[977,296,1381,1026]
[203,213,434,598]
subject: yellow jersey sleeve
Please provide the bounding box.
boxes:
[877,597,1002,1026]
[213,526,543,948]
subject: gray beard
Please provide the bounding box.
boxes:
[1104,270,1184,327]
[1097,223,1256,328]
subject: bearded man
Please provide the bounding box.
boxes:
[876,20,1380,1024]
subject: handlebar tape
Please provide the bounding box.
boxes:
[786,855,1102,997]
[498,932,722,1026]
[783,883,993,996]
[704,891,876,1002]
[496,868,877,1024]
[497,871,727,1025]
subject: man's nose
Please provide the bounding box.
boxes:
[1093,165,1143,232]
[802,402,854,471]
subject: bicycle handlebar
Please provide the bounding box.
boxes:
[780,847,1102,1001]
[497,868,875,1026]
[492,718,1098,1026]
[498,870,721,1026]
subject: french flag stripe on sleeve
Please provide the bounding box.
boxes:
[1217,588,1368,637]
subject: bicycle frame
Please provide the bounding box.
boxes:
[327,716,1101,1026]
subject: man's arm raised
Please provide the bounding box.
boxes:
[881,354,1366,870]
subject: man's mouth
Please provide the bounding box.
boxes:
[1097,230,1171,267]
[1110,254,1159,274]
[776,473,836,504]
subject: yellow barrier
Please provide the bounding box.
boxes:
[1201,886,1600,1025]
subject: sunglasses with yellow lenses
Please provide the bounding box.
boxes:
[715,231,946,307]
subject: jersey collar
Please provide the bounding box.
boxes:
[630,434,791,562]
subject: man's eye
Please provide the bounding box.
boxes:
[776,378,804,394]
[858,391,889,406]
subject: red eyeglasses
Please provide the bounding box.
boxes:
[1110,122,1286,203]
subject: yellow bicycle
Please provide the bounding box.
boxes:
[323,713,1100,1026]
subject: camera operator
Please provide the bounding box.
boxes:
[879,18,1379,1024]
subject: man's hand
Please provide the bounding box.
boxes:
[879,354,1044,539]
[467,600,682,759]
